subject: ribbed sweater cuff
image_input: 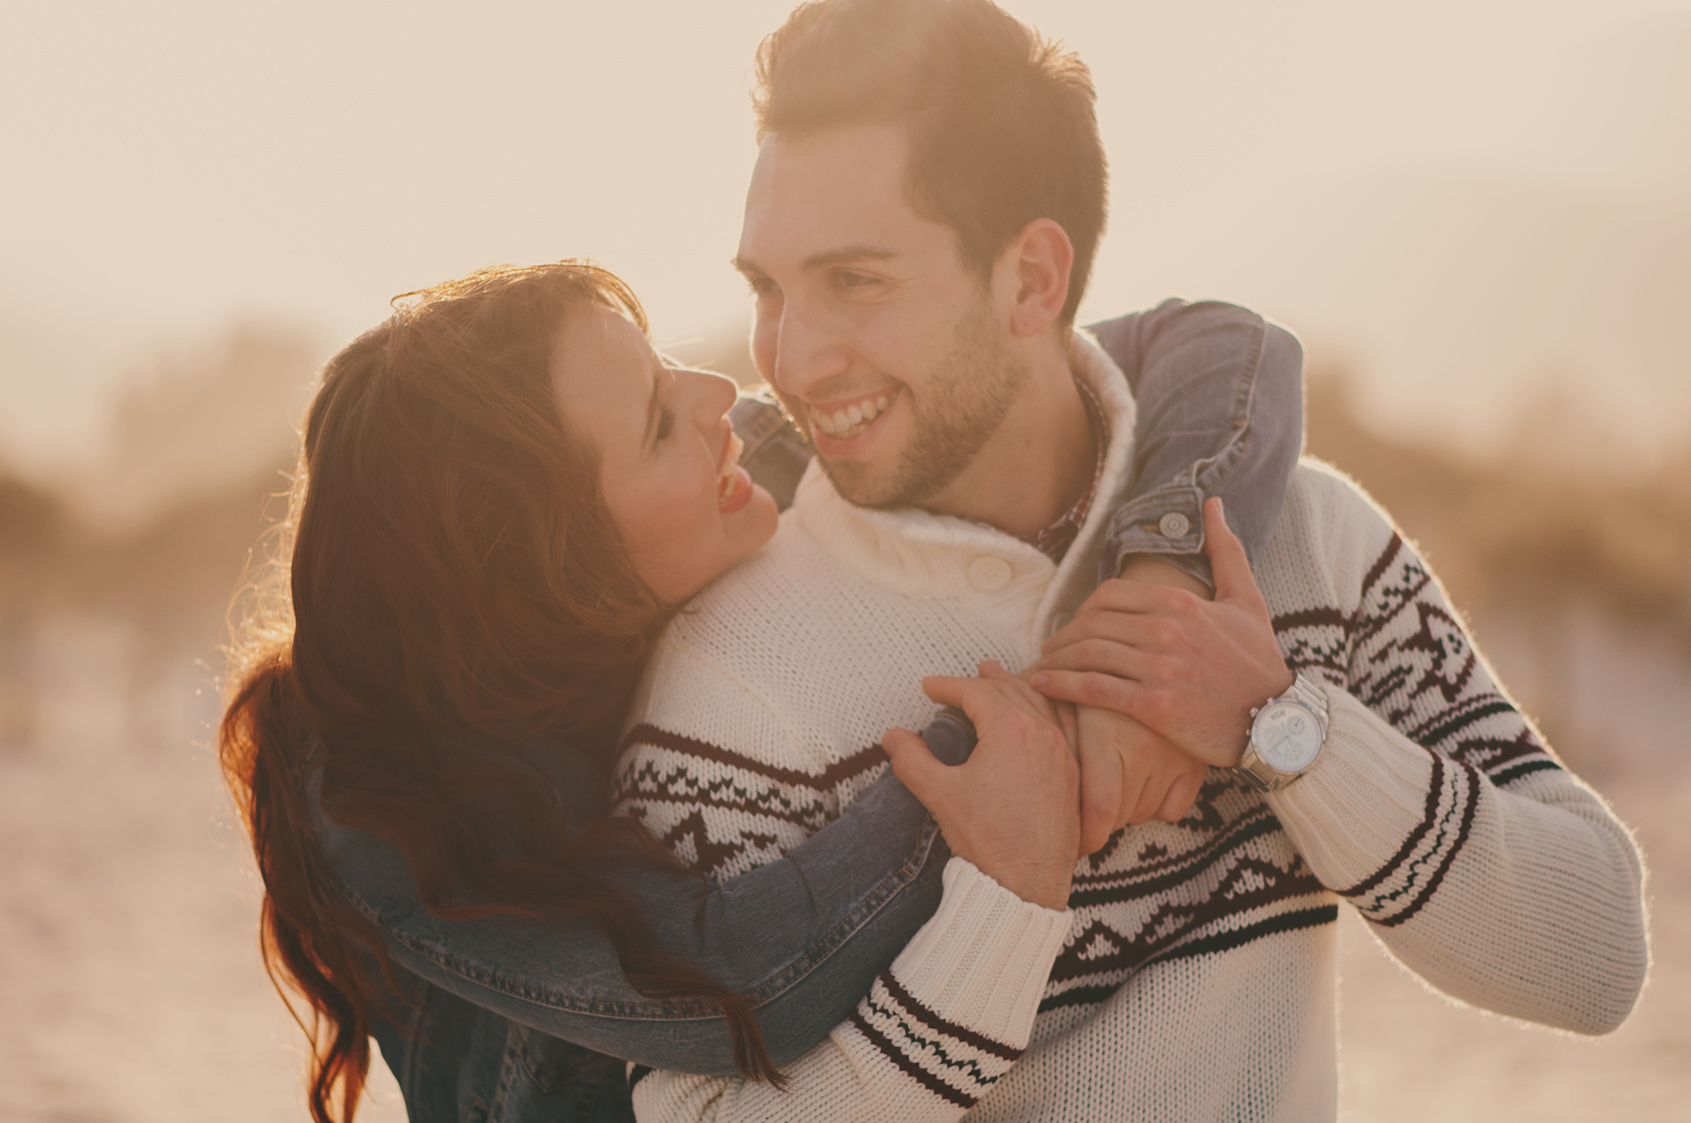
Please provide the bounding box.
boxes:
[1266,686,1435,891]
[887,857,1073,1050]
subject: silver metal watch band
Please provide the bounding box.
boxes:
[1235,673,1330,792]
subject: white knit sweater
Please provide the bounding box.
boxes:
[612,337,1647,1122]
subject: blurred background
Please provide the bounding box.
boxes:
[1,1,1687,1119]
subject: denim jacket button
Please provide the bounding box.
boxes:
[967,556,1013,593]
[1158,511,1191,539]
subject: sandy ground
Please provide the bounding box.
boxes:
[1,608,1686,1122]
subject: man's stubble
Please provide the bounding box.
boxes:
[788,300,1028,511]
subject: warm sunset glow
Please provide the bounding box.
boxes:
[2,1,1688,475]
[0,4,1685,1121]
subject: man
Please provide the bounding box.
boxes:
[614,1,1648,1119]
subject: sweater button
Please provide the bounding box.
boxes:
[1158,511,1191,539]
[966,556,1013,593]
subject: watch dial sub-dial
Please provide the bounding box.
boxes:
[1254,701,1323,771]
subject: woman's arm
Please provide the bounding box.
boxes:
[1088,299,1304,587]
[314,716,973,1074]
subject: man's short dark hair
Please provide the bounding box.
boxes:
[754,0,1107,326]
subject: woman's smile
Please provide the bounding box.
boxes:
[551,301,780,604]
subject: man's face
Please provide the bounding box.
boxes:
[735,122,1026,509]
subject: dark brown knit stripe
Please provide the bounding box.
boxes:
[878,971,1022,1061]
[1358,533,1404,604]
[1339,749,1445,900]
[610,786,824,830]
[1041,903,1341,1014]
[1271,606,1349,633]
[846,1010,976,1108]
[1375,758,1482,928]
[621,724,888,791]
[1406,694,1519,748]
[1069,810,1281,899]
[1050,861,1327,985]
[1353,571,1434,646]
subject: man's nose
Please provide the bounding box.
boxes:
[771,297,848,401]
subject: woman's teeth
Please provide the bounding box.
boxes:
[717,432,745,502]
[812,394,892,440]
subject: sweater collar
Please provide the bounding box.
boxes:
[791,331,1135,638]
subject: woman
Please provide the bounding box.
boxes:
[219,261,1305,1122]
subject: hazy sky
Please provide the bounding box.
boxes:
[3,0,1689,474]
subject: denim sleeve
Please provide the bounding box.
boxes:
[730,393,810,512]
[316,718,974,1075]
[1086,300,1304,590]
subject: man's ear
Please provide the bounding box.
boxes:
[1002,218,1074,339]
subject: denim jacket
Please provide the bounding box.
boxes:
[319,300,1303,1122]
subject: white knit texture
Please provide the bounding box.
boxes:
[617,336,1647,1122]
[892,859,1074,1047]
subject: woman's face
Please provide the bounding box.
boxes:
[551,302,780,604]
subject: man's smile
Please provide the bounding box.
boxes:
[805,388,898,447]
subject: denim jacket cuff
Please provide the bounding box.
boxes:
[731,395,812,512]
[1099,484,1215,591]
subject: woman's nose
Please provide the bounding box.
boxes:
[678,367,741,427]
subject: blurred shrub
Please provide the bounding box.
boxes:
[1307,368,1691,645]
[0,474,66,562]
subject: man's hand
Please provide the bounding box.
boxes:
[882,661,1080,910]
[1033,498,1293,768]
[1066,556,1212,853]
[1072,706,1209,852]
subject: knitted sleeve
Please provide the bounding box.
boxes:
[1264,465,1648,1034]
[614,643,1072,1122]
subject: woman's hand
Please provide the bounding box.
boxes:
[1032,498,1293,768]
[882,661,1079,911]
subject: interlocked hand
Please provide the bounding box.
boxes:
[1033,498,1293,769]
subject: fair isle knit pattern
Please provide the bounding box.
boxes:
[614,340,1645,1123]
[849,969,1022,1106]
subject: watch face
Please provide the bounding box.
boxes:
[1252,701,1323,772]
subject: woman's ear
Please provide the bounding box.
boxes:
[1003,218,1074,339]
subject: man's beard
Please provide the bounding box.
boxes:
[790,302,1027,510]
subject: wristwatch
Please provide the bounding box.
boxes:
[1235,673,1330,791]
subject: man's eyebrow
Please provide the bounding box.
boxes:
[802,246,898,271]
[731,247,899,277]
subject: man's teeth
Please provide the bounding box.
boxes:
[812,394,892,439]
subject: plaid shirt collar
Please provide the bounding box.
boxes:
[1018,374,1110,563]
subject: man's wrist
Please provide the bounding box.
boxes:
[1116,554,1213,601]
[1235,673,1329,790]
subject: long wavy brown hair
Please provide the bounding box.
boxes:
[219,261,777,1123]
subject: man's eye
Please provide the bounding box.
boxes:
[746,276,779,298]
[835,271,878,290]
[655,405,676,443]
